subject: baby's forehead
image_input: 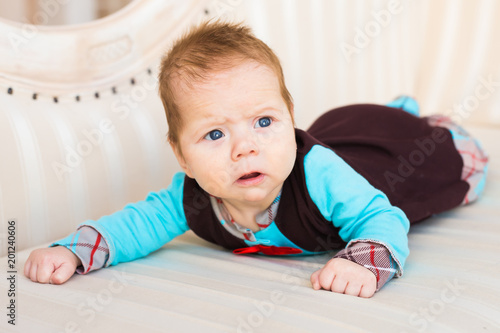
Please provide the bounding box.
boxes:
[177,59,275,86]
[172,61,285,124]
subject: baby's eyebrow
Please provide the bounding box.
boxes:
[191,116,228,132]
[253,105,284,114]
[192,105,284,131]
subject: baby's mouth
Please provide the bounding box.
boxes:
[236,172,265,186]
[239,172,261,180]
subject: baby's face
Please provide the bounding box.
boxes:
[172,61,296,207]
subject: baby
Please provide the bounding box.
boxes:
[24,21,488,298]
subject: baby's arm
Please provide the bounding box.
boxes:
[24,246,81,284]
[304,145,410,296]
[24,172,189,284]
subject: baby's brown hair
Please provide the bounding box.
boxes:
[158,20,294,154]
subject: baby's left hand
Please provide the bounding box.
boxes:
[310,258,376,298]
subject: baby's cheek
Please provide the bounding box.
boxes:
[197,170,228,195]
[282,141,297,170]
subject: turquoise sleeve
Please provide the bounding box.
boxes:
[79,172,189,266]
[304,145,410,271]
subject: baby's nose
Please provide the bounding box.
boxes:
[232,135,259,160]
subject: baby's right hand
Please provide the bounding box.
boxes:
[24,246,81,284]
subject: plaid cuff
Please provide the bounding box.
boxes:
[426,114,489,204]
[334,241,397,291]
[50,226,110,274]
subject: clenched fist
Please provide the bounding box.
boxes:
[310,258,377,298]
[24,246,81,284]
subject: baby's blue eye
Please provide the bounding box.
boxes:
[204,129,224,141]
[256,117,272,128]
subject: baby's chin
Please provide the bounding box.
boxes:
[240,182,285,203]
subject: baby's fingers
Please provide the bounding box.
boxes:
[26,261,40,283]
[24,252,58,284]
[36,262,56,284]
[358,281,376,298]
[330,274,348,294]
[310,269,322,290]
[24,258,54,284]
[23,260,32,280]
[343,280,363,297]
[311,267,336,291]
[50,262,76,285]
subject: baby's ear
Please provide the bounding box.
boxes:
[169,141,194,178]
